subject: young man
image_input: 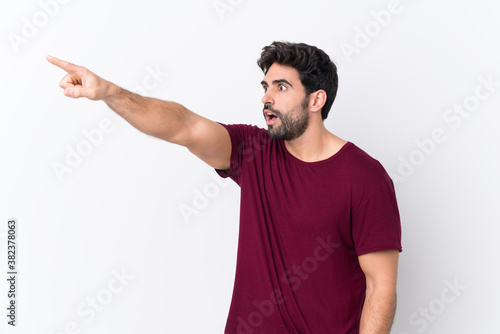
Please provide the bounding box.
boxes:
[47,41,402,334]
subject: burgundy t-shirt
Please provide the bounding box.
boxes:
[215,123,402,334]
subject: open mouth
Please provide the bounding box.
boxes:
[264,110,279,125]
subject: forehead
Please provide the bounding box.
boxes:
[263,63,301,85]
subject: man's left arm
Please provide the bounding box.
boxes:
[358,250,399,334]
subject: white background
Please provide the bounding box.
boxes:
[1,0,499,333]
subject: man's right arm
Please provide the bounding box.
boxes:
[47,56,231,170]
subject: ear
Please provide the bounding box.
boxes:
[309,90,327,114]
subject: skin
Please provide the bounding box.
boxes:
[261,63,346,162]
[358,250,399,334]
[261,64,399,333]
[263,98,310,141]
[46,55,232,170]
[47,55,399,333]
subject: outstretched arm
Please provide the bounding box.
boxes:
[358,250,399,334]
[46,55,231,170]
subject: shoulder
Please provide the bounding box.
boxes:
[217,123,267,138]
[217,123,271,150]
[339,143,392,187]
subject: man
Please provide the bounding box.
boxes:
[48,41,402,334]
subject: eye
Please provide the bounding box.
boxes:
[263,86,268,92]
[279,84,287,91]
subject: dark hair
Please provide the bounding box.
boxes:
[257,41,338,120]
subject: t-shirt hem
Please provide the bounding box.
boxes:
[356,245,403,257]
[214,122,237,179]
[283,141,354,166]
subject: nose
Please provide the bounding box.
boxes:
[261,89,274,105]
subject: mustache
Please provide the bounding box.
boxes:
[263,104,282,117]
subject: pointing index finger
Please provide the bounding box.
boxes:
[46,55,79,73]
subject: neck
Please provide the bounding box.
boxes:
[284,119,347,162]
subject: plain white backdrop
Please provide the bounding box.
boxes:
[1,0,499,333]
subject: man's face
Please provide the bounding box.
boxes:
[261,63,310,141]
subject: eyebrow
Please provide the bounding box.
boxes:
[261,79,294,88]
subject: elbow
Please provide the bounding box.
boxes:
[365,278,397,304]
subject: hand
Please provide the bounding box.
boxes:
[46,55,112,100]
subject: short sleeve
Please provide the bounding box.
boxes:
[214,123,260,185]
[352,174,403,256]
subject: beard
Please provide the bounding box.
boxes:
[264,97,310,141]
